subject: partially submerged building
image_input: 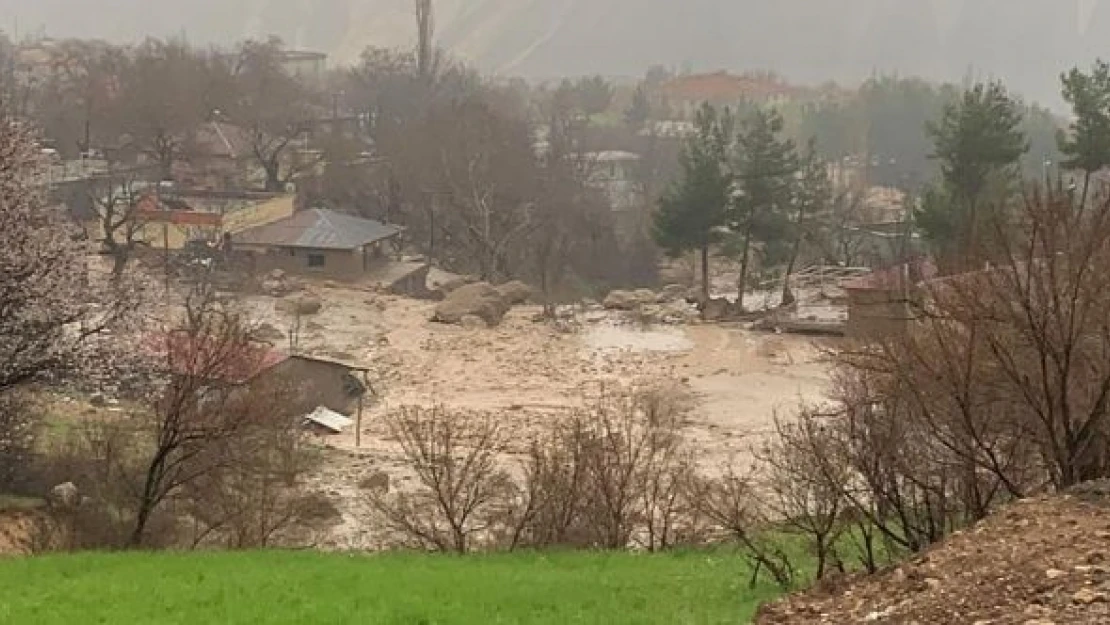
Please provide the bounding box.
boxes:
[151,333,369,419]
[843,259,937,339]
[233,208,403,280]
[133,189,296,251]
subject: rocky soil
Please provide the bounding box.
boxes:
[757,484,1110,625]
[238,281,830,549]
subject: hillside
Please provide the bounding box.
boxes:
[1,1,1108,105]
[0,550,779,624]
[757,484,1110,624]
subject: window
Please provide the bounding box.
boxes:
[307,253,326,268]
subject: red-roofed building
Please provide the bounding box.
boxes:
[127,190,295,251]
[659,71,804,118]
[147,332,369,417]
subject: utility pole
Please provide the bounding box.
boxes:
[415,0,434,82]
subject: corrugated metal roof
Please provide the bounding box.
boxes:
[235,208,402,251]
[303,406,353,434]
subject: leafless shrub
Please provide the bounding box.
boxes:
[0,392,37,492]
[30,419,172,552]
[694,467,796,590]
[180,378,323,549]
[756,411,847,581]
[747,186,1110,573]
[372,383,709,553]
[510,382,703,551]
[368,406,515,553]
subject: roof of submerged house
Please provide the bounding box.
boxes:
[234,208,402,251]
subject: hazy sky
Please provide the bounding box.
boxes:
[3,0,1110,108]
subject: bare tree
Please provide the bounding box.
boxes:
[90,172,145,278]
[757,412,848,580]
[230,38,319,191]
[695,466,796,589]
[368,406,513,553]
[128,278,275,547]
[181,376,322,549]
[423,98,538,280]
[745,186,1110,573]
[28,39,126,156]
[512,383,697,550]
[115,39,208,178]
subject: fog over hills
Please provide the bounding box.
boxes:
[4,0,1110,105]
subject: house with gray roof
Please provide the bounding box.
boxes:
[233,208,403,280]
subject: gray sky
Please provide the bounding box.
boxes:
[4,0,1110,108]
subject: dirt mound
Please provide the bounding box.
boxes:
[432,282,510,326]
[757,489,1110,624]
[603,289,657,311]
[277,295,323,316]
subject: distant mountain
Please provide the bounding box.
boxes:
[2,0,1109,107]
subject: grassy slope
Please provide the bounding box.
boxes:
[0,550,781,624]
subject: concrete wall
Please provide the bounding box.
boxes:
[846,287,916,339]
[138,221,218,250]
[135,195,296,251]
[221,195,295,234]
[238,241,389,281]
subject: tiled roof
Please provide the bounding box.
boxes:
[135,194,222,227]
[146,333,290,385]
[234,208,402,251]
[660,72,801,102]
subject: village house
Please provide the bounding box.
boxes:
[232,208,403,280]
[153,333,369,424]
[277,50,328,85]
[586,151,644,213]
[658,71,803,118]
[130,189,296,251]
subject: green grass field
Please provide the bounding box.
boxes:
[0,550,782,624]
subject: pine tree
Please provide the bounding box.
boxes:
[731,108,798,310]
[782,139,831,304]
[920,81,1027,262]
[1059,60,1110,207]
[653,103,733,300]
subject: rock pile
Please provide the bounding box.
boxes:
[603,289,660,311]
[758,487,1110,624]
[496,280,534,306]
[260,269,300,297]
[600,287,700,325]
[432,282,511,327]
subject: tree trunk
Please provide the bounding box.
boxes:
[1080,171,1092,215]
[111,249,129,280]
[700,243,710,302]
[782,237,801,306]
[129,474,160,548]
[783,207,807,306]
[264,161,283,192]
[737,226,753,312]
